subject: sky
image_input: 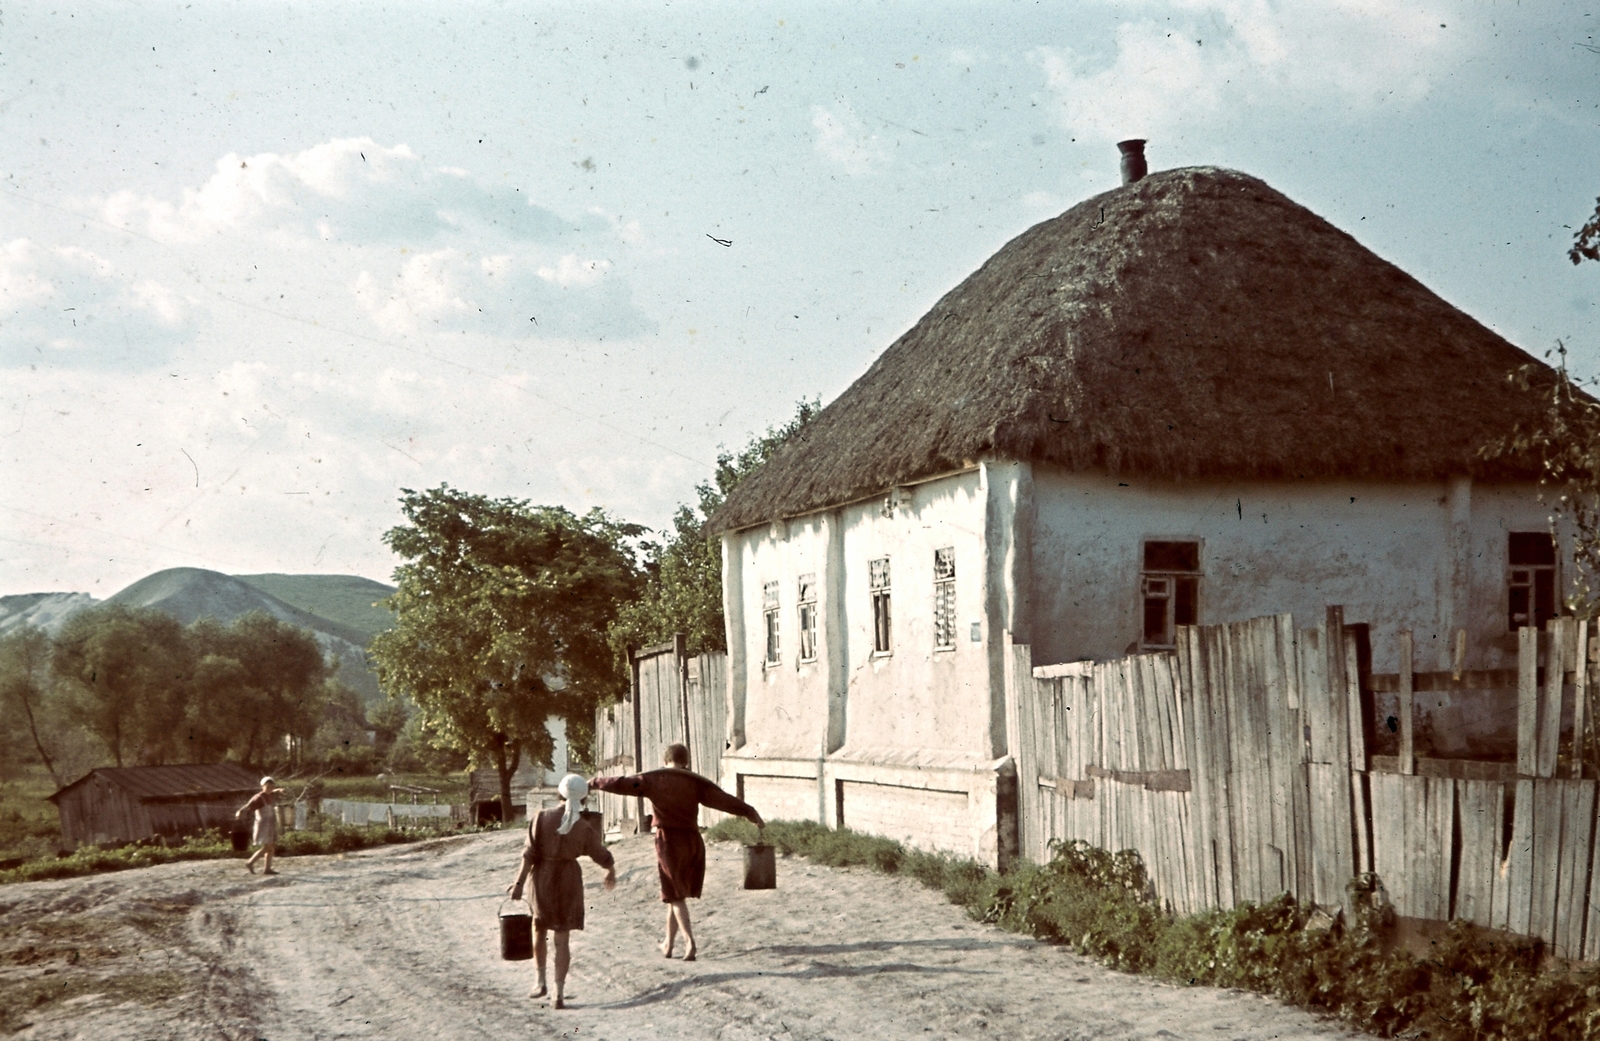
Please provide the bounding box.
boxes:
[2,0,1598,598]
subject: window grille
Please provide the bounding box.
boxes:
[869,557,892,654]
[1508,532,1556,631]
[763,581,781,665]
[797,573,818,661]
[934,548,956,649]
[1141,540,1200,649]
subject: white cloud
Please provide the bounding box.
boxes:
[811,104,890,176]
[0,238,195,368]
[74,137,656,348]
[1035,1,1459,144]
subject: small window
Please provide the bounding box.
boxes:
[869,557,892,654]
[934,547,957,649]
[1141,540,1200,649]
[763,581,781,666]
[797,573,818,662]
[1508,532,1556,631]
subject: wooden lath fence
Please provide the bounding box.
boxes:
[1007,610,1600,960]
[592,637,728,832]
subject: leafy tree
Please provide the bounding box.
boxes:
[51,605,194,767]
[369,697,409,757]
[609,398,819,657]
[0,627,62,785]
[1572,197,1600,265]
[370,486,644,818]
[186,613,333,767]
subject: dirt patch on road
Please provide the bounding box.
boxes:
[0,831,1367,1040]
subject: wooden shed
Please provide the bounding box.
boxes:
[49,763,262,849]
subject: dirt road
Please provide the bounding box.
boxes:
[0,830,1367,1040]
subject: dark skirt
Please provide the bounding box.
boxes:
[532,859,587,931]
[654,826,706,902]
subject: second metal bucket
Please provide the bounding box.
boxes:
[499,900,533,960]
[742,843,776,890]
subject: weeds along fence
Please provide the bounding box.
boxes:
[593,636,728,832]
[1007,609,1600,961]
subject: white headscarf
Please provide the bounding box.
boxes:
[556,774,588,835]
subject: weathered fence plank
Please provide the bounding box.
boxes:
[1455,779,1505,928]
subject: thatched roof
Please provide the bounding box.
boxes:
[711,167,1554,533]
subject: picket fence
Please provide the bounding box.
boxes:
[1008,609,1600,960]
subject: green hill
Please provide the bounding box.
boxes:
[233,574,396,642]
[107,568,384,704]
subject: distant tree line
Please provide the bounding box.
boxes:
[0,605,375,787]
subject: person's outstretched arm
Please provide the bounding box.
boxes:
[696,778,764,827]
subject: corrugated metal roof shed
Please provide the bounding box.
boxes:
[49,762,261,804]
[49,763,268,848]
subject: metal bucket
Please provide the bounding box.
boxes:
[743,843,776,890]
[499,900,533,960]
[230,825,249,852]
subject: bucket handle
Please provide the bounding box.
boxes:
[498,896,532,917]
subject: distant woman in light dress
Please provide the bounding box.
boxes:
[508,774,616,1009]
[590,743,763,961]
[235,776,285,875]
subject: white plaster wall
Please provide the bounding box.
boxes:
[1028,469,1559,674]
[731,513,836,760]
[836,472,992,759]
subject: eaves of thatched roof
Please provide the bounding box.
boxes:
[711,167,1553,534]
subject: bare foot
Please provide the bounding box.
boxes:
[660,940,674,958]
[553,996,566,1010]
[529,984,548,998]
[262,869,279,875]
[245,861,255,874]
[683,947,697,962]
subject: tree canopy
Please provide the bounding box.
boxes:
[609,399,818,658]
[370,486,643,816]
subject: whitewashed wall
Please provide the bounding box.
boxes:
[1027,468,1558,674]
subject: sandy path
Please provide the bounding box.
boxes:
[0,831,1368,1041]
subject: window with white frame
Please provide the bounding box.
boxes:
[1507,532,1557,631]
[797,573,818,661]
[1141,540,1200,649]
[934,547,957,649]
[869,557,892,654]
[763,581,781,666]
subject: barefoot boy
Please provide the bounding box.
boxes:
[590,743,763,961]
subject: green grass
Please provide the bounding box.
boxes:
[707,820,1600,1041]
[0,767,64,864]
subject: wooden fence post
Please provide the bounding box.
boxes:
[1398,629,1414,776]
[1518,627,1538,777]
[1576,621,1591,781]
[1540,620,1567,779]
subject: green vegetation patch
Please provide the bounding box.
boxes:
[0,820,491,886]
[707,820,1600,1041]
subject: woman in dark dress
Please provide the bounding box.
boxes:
[590,743,763,961]
[508,774,615,1008]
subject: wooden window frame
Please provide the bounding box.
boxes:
[762,580,781,667]
[869,556,892,656]
[933,547,957,651]
[1140,539,1201,651]
[797,573,818,663]
[1507,531,1557,632]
